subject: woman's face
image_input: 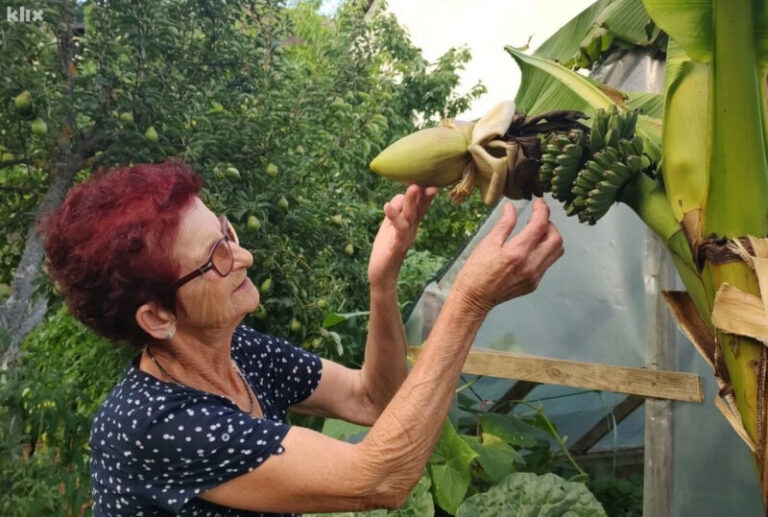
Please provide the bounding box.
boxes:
[171,197,259,331]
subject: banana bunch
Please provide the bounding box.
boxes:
[535,106,653,225]
[567,108,651,225]
[369,101,653,224]
[370,101,589,206]
[589,105,637,154]
[539,129,587,203]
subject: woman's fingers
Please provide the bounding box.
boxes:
[383,201,408,231]
[389,193,405,212]
[401,184,420,224]
[417,186,438,218]
[488,203,519,247]
[385,184,436,232]
[506,198,550,251]
[528,223,564,274]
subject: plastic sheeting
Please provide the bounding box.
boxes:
[404,49,762,515]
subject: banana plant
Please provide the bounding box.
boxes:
[369,0,768,510]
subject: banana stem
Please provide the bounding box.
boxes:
[619,173,681,245]
[619,173,712,322]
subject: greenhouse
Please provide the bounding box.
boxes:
[1,1,767,516]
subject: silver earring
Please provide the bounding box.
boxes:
[166,330,174,340]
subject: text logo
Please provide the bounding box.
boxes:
[6,6,44,23]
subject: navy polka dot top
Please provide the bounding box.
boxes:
[89,325,323,516]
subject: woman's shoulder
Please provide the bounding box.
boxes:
[232,323,276,353]
[89,361,220,449]
[232,324,300,358]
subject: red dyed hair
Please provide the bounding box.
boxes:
[39,160,204,350]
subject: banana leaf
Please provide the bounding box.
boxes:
[535,0,612,64]
[536,0,660,69]
[506,46,662,165]
[626,91,664,118]
[595,0,654,45]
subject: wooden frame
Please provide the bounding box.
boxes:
[408,346,703,403]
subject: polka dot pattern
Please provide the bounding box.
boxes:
[89,325,323,516]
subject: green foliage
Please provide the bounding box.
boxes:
[0,0,486,513]
[587,474,643,517]
[315,400,607,516]
[428,420,479,514]
[535,0,666,70]
[0,0,487,365]
[455,472,607,517]
[0,306,132,517]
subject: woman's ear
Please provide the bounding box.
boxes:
[135,301,176,340]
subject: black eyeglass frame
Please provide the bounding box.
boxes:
[173,215,238,290]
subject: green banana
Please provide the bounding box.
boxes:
[563,144,583,160]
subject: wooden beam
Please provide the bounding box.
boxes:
[570,395,646,455]
[407,346,703,403]
[642,229,676,517]
[488,381,539,413]
[573,446,645,475]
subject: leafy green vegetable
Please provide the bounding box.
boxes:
[456,472,607,517]
[461,433,525,484]
[428,420,478,514]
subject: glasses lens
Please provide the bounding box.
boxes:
[225,219,238,244]
[211,240,234,276]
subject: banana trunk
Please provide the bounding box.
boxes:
[643,0,768,510]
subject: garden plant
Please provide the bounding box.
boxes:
[372,0,768,512]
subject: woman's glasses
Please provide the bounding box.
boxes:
[173,215,239,290]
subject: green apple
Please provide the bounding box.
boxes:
[247,215,261,231]
[278,196,289,209]
[225,166,241,179]
[14,90,31,114]
[265,163,278,177]
[260,277,273,294]
[316,298,327,309]
[290,318,302,331]
[344,243,354,256]
[331,214,343,226]
[30,118,47,135]
[119,112,134,124]
[144,126,159,142]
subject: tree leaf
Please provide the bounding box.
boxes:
[479,413,547,449]
[322,311,370,328]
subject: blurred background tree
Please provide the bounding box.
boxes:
[0,0,485,514]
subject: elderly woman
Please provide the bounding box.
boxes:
[41,161,563,516]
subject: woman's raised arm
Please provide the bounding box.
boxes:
[199,199,564,514]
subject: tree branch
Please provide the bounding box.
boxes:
[0,3,111,373]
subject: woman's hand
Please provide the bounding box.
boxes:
[368,184,438,289]
[454,198,564,317]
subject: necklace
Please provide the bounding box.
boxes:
[144,344,254,414]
